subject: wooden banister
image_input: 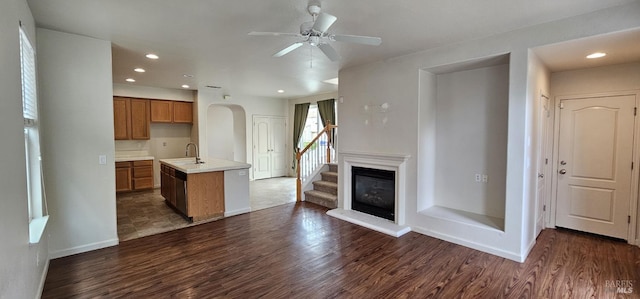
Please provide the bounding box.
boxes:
[296,121,337,201]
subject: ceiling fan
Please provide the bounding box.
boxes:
[248,0,382,62]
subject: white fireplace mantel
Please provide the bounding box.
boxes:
[327,151,411,237]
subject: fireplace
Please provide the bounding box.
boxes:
[352,167,395,221]
[326,151,410,237]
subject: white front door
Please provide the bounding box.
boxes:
[555,94,636,239]
[535,93,551,238]
[253,116,287,180]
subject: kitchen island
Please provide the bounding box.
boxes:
[159,157,251,221]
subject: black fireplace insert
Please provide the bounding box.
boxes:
[352,166,395,221]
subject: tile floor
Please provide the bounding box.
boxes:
[116,177,297,241]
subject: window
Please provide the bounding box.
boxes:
[297,104,323,149]
[20,24,48,243]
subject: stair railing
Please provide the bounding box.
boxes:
[296,121,337,201]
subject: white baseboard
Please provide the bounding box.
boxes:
[36,259,49,299]
[49,238,119,259]
[224,207,251,217]
[411,226,524,263]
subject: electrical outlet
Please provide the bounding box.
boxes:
[162,141,167,147]
[99,155,107,165]
[475,174,481,182]
[482,174,488,183]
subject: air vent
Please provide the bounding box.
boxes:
[205,85,221,89]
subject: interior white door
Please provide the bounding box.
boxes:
[253,116,272,180]
[253,116,287,179]
[555,95,635,239]
[270,117,287,177]
[535,94,551,237]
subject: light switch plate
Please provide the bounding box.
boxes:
[99,155,107,165]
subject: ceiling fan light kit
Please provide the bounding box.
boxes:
[248,0,382,62]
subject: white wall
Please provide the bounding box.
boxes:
[113,84,194,102]
[434,64,509,219]
[194,90,288,180]
[37,28,118,258]
[114,83,196,187]
[339,2,640,262]
[0,1,50,297]
[550,62,640,243]
[523,51,551,256]
[550,62,640,96]
[208,106,237,161]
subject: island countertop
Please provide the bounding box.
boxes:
[159,157,251,174]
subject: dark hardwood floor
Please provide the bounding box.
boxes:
[43,202,640,298]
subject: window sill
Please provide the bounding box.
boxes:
[29,215,49,244]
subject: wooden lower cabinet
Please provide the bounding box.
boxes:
[115,162,132,192]
[160,164,224,220]
[116,159,154,192]
[187,171,225,220]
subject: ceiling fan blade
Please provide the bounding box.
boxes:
[249,31,301,37]
[317,43,341,61]
[331,34,382,46]
[273,42,304,57]
[312,13,337,33]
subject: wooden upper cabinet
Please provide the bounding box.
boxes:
[113,97,150,140]
[130,99,150,140]
[113,97,131,140]
[150,100,173,123]
[173,101,193,124]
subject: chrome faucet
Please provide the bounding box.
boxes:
[185,142,202,164]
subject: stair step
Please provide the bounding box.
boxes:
[328,163,338,173]
[313,180,337,195]
[304,190,337,209]
[321,171,338,183]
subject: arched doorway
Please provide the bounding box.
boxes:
[206,104,247,162]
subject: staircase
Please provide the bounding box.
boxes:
[304,164,338,209]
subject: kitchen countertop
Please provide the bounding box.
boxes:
[160,157,251,174]
[115,156,155,162]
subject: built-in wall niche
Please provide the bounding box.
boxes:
[418,53,510,231]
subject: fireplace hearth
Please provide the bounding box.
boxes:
[352,167,395,221]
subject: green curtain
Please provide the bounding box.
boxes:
[317,98,336,144]
[292,103,310,169]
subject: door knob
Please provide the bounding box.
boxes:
[560,161,567,165]
[559,169,566,174]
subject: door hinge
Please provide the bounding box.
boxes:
[632,162,634,170]
[629,215,631,224]
[635,107,637,116]
[543,205,546,212]
[545,158,548,165]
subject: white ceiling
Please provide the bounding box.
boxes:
[27,0,639,99]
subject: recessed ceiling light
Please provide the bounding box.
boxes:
[586,52,606,59]
[134,68,145,73]
[125,78,136,82]
[145,53,159,59]
[277,89,284,93]
[181,84,190,89]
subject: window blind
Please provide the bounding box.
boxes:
[19,27,37,126]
